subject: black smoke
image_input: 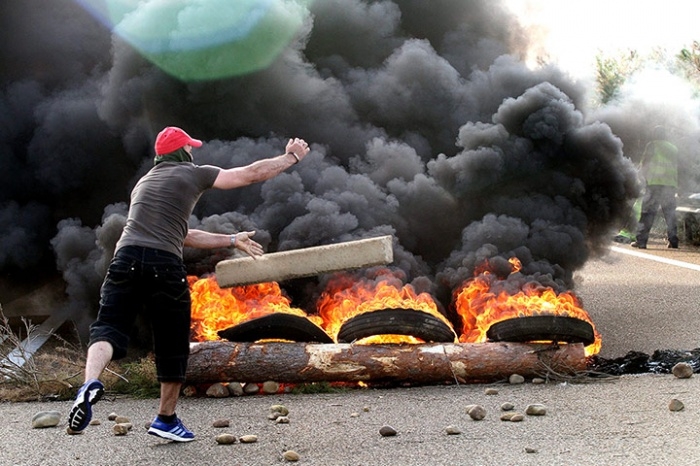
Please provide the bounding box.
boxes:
[1,0,647,337]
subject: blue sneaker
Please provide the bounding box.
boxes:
[67,378,104,432]
[148,416,195,442]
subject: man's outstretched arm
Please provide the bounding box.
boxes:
[212,138,310,190]
[185,229,264,258]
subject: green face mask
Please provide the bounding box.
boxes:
[154,147,193,166]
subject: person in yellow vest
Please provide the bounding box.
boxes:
[631,126,679,249]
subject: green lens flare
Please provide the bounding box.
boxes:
[77,0,311,81]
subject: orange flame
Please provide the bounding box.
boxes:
[189,275,319,341]
[317,269,450,343]
[454,258,601,356]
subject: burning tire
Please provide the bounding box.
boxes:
[218,313,334,343]
[486,315,595,346]
[337,309,457,343]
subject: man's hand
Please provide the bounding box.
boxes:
[285,138,310,163]
[234,231,264,259]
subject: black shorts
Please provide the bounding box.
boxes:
[89,245,191,383]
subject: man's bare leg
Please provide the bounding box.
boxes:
[158,381,182,416]
[67,341,111,432]
[147,381,194,441]
[84,341,113,381]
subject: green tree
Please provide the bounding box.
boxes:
[594,50,641,104]
[677,41,700,91]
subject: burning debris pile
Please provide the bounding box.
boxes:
[2,0,660,369]
[187,237,597,384]
[189,255,599,349]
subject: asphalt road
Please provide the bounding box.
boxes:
[3,240,700,466]
[577,239,700,359]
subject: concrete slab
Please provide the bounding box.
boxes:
[216,235,394,287]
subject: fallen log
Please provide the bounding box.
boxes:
[186,341,587,384]
[215,235,393,288]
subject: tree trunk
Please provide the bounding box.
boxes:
[186,341,586,384]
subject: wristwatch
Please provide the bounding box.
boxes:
[230,234,237,247]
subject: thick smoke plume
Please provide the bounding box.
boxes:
[3,0,672,337]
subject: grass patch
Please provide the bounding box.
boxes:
[0,308,84,402]
[0,306,161,402]
[110,357,161,399]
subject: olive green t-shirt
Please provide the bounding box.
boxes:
[116,162,220,257]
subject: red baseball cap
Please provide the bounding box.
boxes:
[154,126,203,155]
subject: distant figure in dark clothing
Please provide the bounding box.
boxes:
[632,126,679,249]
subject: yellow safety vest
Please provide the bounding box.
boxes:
[644,140,678,187]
